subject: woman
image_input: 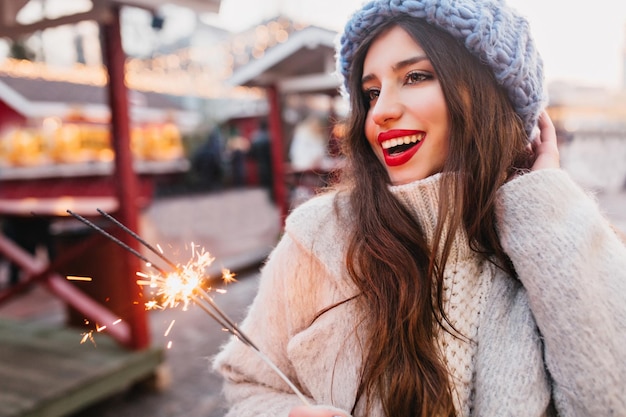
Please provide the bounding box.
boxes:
[213,0,626,416]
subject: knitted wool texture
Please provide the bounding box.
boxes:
[390,175,494,415]
[337,0,547,140]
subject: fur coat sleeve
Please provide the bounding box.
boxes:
[495,168,626,415]
[212,193,355,417]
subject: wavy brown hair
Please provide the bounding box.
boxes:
[337,16,530,416]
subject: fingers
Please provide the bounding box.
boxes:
[531,111,560,171]
[537,111,557,144]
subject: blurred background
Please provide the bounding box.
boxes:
[0,1,624,417]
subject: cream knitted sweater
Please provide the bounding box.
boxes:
[213,169,626,416]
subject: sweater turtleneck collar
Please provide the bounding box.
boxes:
[391,174,493,416]
[388,173,472,263]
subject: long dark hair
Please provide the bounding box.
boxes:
[338,16,528,416]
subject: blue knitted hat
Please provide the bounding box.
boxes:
[337,0,546,140]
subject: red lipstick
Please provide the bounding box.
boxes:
[377,130,424,167]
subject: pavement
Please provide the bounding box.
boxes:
[139,187,282,276]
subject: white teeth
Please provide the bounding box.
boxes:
[381,133,423,150]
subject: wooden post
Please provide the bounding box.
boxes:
[101,5,150,350]
[267,84,288,224]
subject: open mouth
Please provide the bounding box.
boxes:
[380,133,425,166]
[380,132,426,166]
[381,133,423,154]
[387,141,417,155]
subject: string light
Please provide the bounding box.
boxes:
[0,17,305,99]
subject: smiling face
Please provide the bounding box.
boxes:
[362,26,450,185]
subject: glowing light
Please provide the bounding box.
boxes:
[164,320,176,337]
[66,275,92,281]
[80,332,91,343]
[222,268,237,283]
[80,331,96,346]
[138,247,214,311]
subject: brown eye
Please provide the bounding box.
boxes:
[363,88,380,102]
[405,71,431,85]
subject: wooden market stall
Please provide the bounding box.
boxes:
[227,24,342,223]
[0,0,220,416]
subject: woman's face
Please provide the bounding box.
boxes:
[362,26,450,185]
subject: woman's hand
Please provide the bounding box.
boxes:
[530,111,560,171]
[288,406,348,417]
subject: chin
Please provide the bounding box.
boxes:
[389,175,422,185]
[387,169,424,185]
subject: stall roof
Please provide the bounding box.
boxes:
[0,0,222,38]
[228,25,341,95]
[114,0,221,13]
[0,0,221,129]
[0,74,201,129]
[0,75,180,110]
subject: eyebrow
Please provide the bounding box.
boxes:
[361,55,429,86]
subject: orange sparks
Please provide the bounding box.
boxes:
[136,246,215,311]
[222,268,237,283]
[79,319,120,345]
[164,319,176,337]
[167,340,173,349]
[80,331,96,346]
[67,275,92,281]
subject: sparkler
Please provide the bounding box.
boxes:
[66,209,311,406]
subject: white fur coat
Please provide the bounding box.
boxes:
[213,169,626,416]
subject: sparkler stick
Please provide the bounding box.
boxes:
[188,294,311,403]
[66,210,168,276]
[65,209,312,406]
[96,208,177,270]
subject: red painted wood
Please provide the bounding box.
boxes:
[0,234,132,346]
[102,6,149,350]
[267,85,288,224]
[0,100,26,127]
[0,176,154,201]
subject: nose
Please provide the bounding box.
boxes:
[371,87,403,126]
